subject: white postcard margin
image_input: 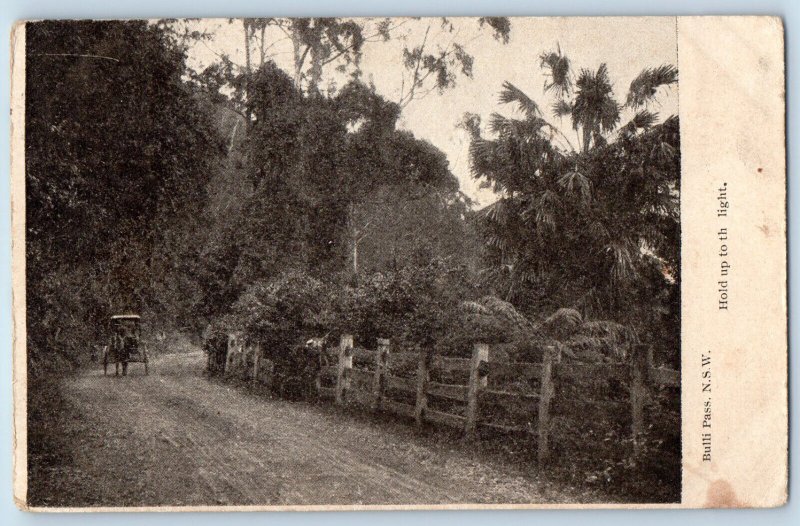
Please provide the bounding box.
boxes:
[679,16,787,508]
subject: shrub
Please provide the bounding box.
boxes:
[229,270,330,360]
[327,259,479,355]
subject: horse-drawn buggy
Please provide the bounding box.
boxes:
[103,314,149,376]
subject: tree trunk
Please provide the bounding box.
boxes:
[309,41,323,93]
[243,21,252,125]
[291,33,304,89]
[582,123,592,153]
[352,237,359,276]
[244,22,251,74]
[348,201,359,285]
[259,24,266,67]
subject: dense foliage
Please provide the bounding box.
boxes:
[225,260,481,360]
[466,51,680,365]
[187,63,475,333]
[228,270,329,353]
[26,20,680,503]
[26,20,222,371]
[25,20,477,368]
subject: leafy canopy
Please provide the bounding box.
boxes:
[467,48,679,357]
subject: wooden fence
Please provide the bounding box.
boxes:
[220,333,679,463]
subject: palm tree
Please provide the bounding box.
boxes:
[467,47,679,336]
[499,47,677,154]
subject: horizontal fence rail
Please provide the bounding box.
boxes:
[215,333,679,464]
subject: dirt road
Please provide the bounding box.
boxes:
[29,351,596,508]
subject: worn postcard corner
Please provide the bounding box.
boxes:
[11,15,786,511]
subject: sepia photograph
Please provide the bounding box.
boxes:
[19,15,684,509]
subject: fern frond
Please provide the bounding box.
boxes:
[538,307,583,339]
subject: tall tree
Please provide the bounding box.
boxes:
[227,66,469,287]
[397,17,511,107]
[466,49,679,349]
[185,17,511,105]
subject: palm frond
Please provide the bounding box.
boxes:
[483,197,509,223]
[572,64,620,135]
[498,81,541,118]
[468,137,501,178]
[588,220,609,241]
[551,99,573,119]
[487,113,527,137]
[626,64,678,108]
[632,109,659,129]
[557,170,592,204]
[603,240,638,284]
[598,96,621,133]
[539,47,572,97]
[619,109,660,138]
[488,113,549,145]
[487,112,510,135]
[532,189,560,231]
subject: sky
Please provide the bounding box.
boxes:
[184,17,679,207]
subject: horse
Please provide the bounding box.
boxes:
[103,334,138,376]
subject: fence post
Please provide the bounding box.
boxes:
[372,338,390,411]
[465,343,490,439]
[224,333,236,378]
[537,345,558,464]
[631,344,653,455]
[241,342,248,381]
[314,347,323,396]
[336,334,354,405]
[414,351,430,430]
[252,342,261,386]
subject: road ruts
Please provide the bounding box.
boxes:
[47,350,592,507]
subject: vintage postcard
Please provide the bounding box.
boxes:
[11,16,786,510]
